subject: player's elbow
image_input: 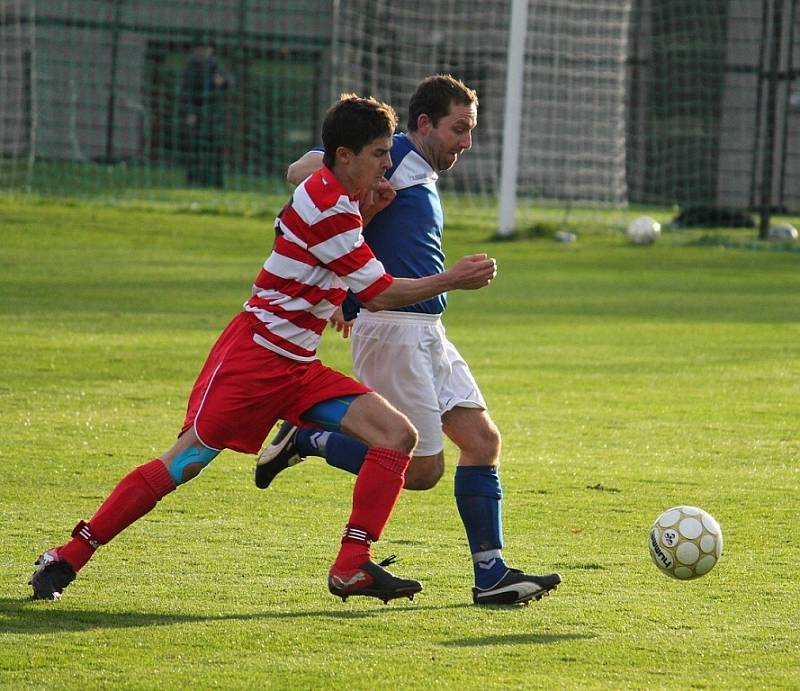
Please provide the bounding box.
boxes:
[287,152,323,185]
[286,163,303,186]
[361,296,388,312]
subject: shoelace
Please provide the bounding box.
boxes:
[377,554,398,568]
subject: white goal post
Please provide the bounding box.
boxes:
[497,0,529,237]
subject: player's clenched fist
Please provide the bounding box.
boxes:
[447,254,497,289]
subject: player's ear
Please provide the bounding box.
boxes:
[335,146,353,164]
[416,113,434,134]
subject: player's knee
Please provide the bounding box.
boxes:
[397,423,419,456]
[383,416,418,455]
[404,454,444,491]
[476,424,502,465]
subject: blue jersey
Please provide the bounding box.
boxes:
[343,133,445,319]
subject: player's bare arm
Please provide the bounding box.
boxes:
[287,150,324,185]
[363,254,496,312]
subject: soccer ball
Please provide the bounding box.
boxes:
[648,506,723,580]
[626,216,661,245]
[766,223,798,242]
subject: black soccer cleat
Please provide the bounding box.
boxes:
[328,555,423,604]
[29,549,76,600]
[255,421,305,489]
[472,569,561,606]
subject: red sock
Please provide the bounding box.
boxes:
[334,447,410,571]
[58,459,177,572]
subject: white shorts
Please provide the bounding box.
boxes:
[350,311,486,456]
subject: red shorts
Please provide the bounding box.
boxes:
[181,312,371,454]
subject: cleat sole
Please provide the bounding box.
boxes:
[473,575,561,606]
[329,584,422,604]
[330,587,421,603]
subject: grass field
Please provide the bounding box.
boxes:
[1,195,799,689]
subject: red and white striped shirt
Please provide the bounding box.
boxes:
[245,166,393,361]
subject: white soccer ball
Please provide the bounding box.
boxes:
[626,216,661,245]
[766,223,798,242]
[648,506,723,580]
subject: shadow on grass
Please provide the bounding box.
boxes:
[441,632,595,647]
[0,597,472,634]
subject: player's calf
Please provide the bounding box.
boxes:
[402,453,444,490]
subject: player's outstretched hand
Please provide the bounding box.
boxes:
[447,254,497,290]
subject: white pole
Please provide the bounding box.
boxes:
[497,0,529,238]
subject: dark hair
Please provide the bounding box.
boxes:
[322,94,398,169]
[407,74,478,132]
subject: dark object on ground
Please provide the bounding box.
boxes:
[667,206,755,229]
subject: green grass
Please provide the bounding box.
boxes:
[1,195,799,689]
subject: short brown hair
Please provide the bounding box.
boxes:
[407,74,478,132]
[322,94,398,169]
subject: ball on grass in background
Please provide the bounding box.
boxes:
[648,506,723,580]
[626,216,661,245]
[766,223,798,242]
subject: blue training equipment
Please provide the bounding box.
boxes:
[168,444,220,484]
[301,394,359,432]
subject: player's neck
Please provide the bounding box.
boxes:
[330,165,363,199]
[407,131,435,169]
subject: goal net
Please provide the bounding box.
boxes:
[1,0,798,224]
[331,0,631,222]
[0,0,334,200]
[0,0,34,191]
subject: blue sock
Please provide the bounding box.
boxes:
[295,427,366,476]
[454,465,509,589]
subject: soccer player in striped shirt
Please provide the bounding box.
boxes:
[30,94,497,603]
[257,75,562,605]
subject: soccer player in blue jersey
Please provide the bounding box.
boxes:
[256,75,561,605]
